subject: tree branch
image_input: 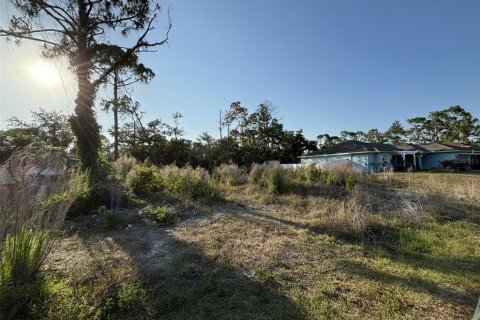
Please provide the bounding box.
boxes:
[92,12,172,88]
[0,29,60,46]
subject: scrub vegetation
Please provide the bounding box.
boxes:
[1,159,478,319]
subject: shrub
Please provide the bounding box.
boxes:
[214,163,247,186]
[263,164,288,194]
[144,206,178,225]
[322,162,363,186]
[440,159,468,171]
[118,282,147,314]
[305,164,322,182]
[249,163,266,183]
[67,170,100,217]
[103,211,116,228]
[293,164,322,182]
[125,165,164,199]
[345,175,357,190]
[113,155,137,180]
[159,165,217,199]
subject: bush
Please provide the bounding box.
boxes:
[345,175,357,190]
[118,282,147,314]
[67,171,100,217]
[159,165,217,199]
[263,164,288,194]
[249,163,266,183]
[322,162,363,186]
[295,164,322,182]
[0,276,52,319]
[440,159,468,171]
[125,165,164,200]
[144,206,178,225]
[113,155,137,180]
[103,211,116,228]
[214,163,247,186]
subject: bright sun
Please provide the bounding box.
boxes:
[29,61,61,86]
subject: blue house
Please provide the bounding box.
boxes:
[300,140,480,173]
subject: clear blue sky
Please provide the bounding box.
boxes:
[1,0,479,141]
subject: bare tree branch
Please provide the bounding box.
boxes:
[0,29,60,46]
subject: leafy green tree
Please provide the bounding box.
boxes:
[384,120,406,144]
[364,129,386,143]
[0,0,170,171]
[406,117,428,143]
[316,134,342,149]
[8,108,73,149]
[279,130,317,163]
[406,106,479,144]
[0,128,35,163]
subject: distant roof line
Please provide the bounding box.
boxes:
[301,140,480,158]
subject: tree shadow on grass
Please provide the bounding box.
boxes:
[216,198,480,307]
[341,260,478,308]
[428,194,480,225]
[137,240,305,320]
[67,212,307,320]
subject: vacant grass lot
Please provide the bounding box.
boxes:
[4,168,479,320]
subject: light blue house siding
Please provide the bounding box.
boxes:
[301,153,393,173]
[421,153,457,169]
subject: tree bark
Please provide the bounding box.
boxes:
[70,0,101,170]
[113,70,119,160]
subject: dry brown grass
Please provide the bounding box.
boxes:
[113,155,137,179]
[213,163,248,185]
[0,148,82,255]
[31,169,480,319]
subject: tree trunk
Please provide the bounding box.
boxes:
[113,70,119,160]
[70,0,101,171]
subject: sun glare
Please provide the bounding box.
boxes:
[30,61,61,86]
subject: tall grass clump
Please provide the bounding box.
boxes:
[113,155,137,180]
[159,165,217,199]
[0,228,49,286]
[0,148,81,290]
[379,168,399,188]
[323,162,363,188]
[249,163,266,183]
[214,163,247,186]
[125,164,163,200]
[313,187,374,240]
[345,175,357,190]
[293,164,322,182]
[263,164,289,194]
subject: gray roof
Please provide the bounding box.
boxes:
[302,140,480,157]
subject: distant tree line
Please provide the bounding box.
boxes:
[317,106,479,149]
[113,100,317,168]
[0,102,317,166]
[1,105,478,166]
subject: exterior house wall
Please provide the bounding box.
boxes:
[301,154,350,166]
[374,153,393,172]
[301,153,372,173]
[421,153,457,169]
